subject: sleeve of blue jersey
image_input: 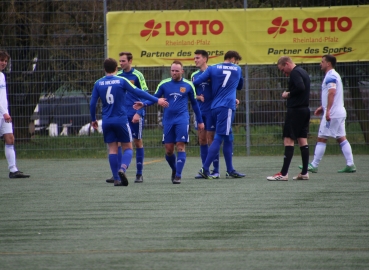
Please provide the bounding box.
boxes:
[192,68,210,86]
[189,89,203,124]
[136,89,147,117]
[237,77,244,90]
[144,88,162,107]
[125,80,158,104]
[89,84,99,121]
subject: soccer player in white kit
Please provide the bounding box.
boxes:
[0,50,30,178]
[300,54,356,173]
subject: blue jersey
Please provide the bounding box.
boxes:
[149,78,203,125]
[191,69,212,114]
[90,75,158,123]
[193,62,242,110]
[117,68,148,117]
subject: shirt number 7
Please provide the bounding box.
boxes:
[222,70,231,87]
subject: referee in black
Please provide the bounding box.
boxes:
[267,56,311,181]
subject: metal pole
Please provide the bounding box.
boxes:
[103,0,107,59]
[245,65,250,156]
[103,0,109,158]
[244,1,249,155]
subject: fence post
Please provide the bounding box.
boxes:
[245,65,250,156]
[103,0,107,59]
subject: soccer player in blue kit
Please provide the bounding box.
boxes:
[191,50,220,179]
[194,50,246,179]
[135,61,204,184]
[105,52,150,184]
[90,58,168,186]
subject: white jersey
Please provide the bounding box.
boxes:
[0,72,9,119]
[321,69,346,118]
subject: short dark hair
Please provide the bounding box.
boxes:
[224,50,242,61]
[172,60,183,68]
[119,51,133,61]
[322,54,336,68]
[277,56,293,66]
[194,49,209,62]
[0,50,10,61]
[104,58,117,73]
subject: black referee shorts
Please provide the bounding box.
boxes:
[283,107,310,140]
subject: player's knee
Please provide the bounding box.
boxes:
[165,144,175,155]
[134,139,143,148]
[3,134,15,145]
[199,138,207,145]
[317,137,328,143]
[165,149,174,156]
[176,142,186,152]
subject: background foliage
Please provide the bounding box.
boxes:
[0,0,368,157]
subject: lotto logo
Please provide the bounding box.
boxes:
[268,16,352,38]
[140,19,224,41]
[140,20,161,41]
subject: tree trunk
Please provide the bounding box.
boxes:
[7,1,55,141]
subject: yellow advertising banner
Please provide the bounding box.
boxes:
[107,6,369,66]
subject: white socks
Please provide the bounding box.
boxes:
[311,142,326,168]
[340,140,354,166]
[312,140,354,167]
[5,144,18,172]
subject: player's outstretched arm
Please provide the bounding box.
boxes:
[133,98,168,110]
[157,98,169,107]
[193,68,211,86]
[133,102,144,110]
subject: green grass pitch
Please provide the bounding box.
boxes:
[0,155,368,269]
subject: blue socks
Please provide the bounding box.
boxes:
[223,140,234,173]
[200,145,208,165]
[203,138,222,172]
[110,149,133,180]
[212,153,220,173]
[165,153,176,171]
[120,148,133,172]
[176,152,186,178]
[201,144,219,173]
[109,154,119,180]
[117,146,122,165]
[166,152,186,178]
[136,147,144,175]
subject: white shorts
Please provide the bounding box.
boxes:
[0,119,13,136]
[318,117,346,139]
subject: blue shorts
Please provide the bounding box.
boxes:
[194,111,216,132]
[127,115,144,140]
[212,107,234,136]
[162,123,189,144]
[102,121,132,143]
